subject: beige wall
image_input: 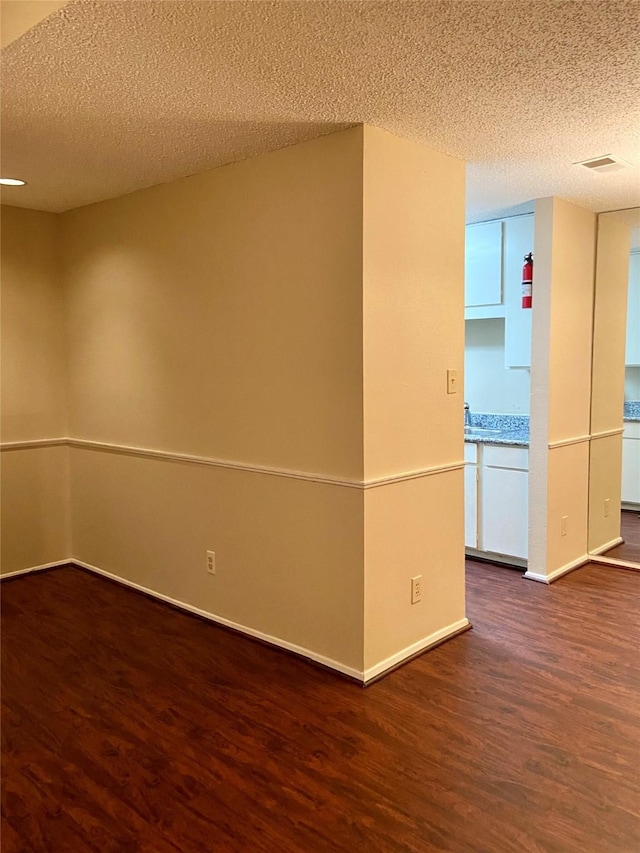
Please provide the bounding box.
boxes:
[362,126,465,480]
[361,127,467,671]
[60,128,367,672]
[546,201,595,443]
[69,447,365,671]
[364,471,466,673]
[590,215,630,436]
[1,206,67,440]
[62,126,468,677]
[588,435,623,552]
[1,206,70,573]
[587,213,630,552]
[62,129,365,480]
[545,442,590,570]
[528,197,596,581]
[1,446,70,571]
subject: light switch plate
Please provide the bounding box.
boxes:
[447,369,459,394]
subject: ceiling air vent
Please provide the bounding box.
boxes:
[575,154,634,174]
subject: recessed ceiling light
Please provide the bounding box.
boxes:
[574,155,634,174]
[0,177,27,186]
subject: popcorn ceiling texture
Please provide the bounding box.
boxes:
[1,0,639,215]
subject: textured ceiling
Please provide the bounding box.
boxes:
[1,0,639,218]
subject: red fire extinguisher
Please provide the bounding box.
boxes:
[522,252,533,309]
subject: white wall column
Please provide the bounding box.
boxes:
[588,214,630,555]
[527,197,596,582]
[361,126,468,677]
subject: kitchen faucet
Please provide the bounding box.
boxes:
[464,402,471,427]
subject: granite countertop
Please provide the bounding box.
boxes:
[464,413,529,447]
[464,428,529,447]
[464,403,639,447]
[624,401,640,422]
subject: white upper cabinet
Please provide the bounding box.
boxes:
[504,214,535,369]
[464,221,504,318]
[626,252,640,366]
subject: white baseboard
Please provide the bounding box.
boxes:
[588,555,640,571]
[589,536,624,557]
[465,547,527,569]
[0,560,70,580]
[363,618,471,684]
[71,559,365,682]
[3,557,471,684]
[524,554,590,584]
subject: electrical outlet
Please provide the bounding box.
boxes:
[206,550,216,575]
[561,516,568,537]
[604,498,610,518]
[411,575,423,604]
[447,369,459,395]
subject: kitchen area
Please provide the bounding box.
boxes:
[463,211,533,567]
[463,207,639,570]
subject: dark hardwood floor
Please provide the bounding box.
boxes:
[2,562,639,853]
[602,509,640,564]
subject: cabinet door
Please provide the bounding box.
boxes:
[625,253,640,366]
[621,437,640,504]
[504,214,534,368]
[465,221,503,308]
[481,467,529,558]
[464,464,478,548]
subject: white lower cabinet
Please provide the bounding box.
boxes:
[622,422,640,506]
[481,466,529,559]
[464,444,478,548]
[465,442,529,561]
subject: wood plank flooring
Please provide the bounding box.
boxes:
[602,510,640,564]
[2,562,639,853]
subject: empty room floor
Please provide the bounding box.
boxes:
[2,561,638,853]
